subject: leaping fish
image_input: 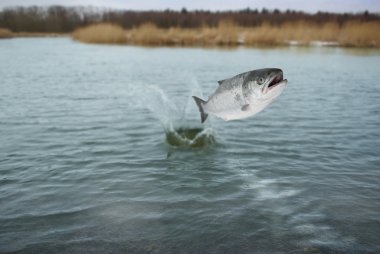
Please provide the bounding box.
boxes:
[193,68,287,123]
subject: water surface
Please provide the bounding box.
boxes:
[1,38,380,253]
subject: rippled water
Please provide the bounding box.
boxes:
[1,38,380,253]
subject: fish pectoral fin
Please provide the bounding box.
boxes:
[241,104,250,111]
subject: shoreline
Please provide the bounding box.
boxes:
[71,22,380,48]
[2,32,380,49]
[1,7,380,48]
[12,32,69,38]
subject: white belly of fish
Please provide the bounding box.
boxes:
[203,88,280,121]
[210,100,271,121]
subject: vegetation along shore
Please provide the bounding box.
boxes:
[1,6,380,47]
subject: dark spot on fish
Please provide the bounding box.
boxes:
[241,104,250,111]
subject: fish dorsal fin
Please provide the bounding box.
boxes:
[218,77,233,85]
[218,72,246,85]
[218,71,251,86]
[217,79,226,85]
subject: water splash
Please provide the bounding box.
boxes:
[128,81,216,148]
[165,127,215,148]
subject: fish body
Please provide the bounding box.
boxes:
[193,68,287,123]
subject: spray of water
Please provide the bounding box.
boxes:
[127,81,216,148]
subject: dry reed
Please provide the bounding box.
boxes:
[338,21,380,47]
[0,28,13,38]
[245,21,349,46]
[72,21,380,48]
[126,20,240,46]
[72,23,127,44]
[13,32,65,37]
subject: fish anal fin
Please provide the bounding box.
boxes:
[241,104,250,111]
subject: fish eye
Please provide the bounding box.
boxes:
[257,77,265,85]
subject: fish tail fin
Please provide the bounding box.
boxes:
[192,96,208,123]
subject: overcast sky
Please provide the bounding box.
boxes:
[0,0,379,13]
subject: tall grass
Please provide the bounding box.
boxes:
[338,21,380,47]
[13,32,65,37]
[243,21,336,45]
[72,21,380,47]
[125,21,239,46]
[72,23,126,44]
[0,28,13,38]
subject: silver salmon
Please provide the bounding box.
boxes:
[193,68,288,123]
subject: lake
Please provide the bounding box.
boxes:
[1,38,380,253]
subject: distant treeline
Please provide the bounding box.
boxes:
[0,6,379,33]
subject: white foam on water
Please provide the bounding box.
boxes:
[241,172,356,248]
[258,188,301,200]
[242,175,301,200]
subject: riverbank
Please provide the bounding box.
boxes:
[72,21,380,48]
[0,32,68,38]
[3,21,380,48]
[0,28,13,38]
[0,29,68,39]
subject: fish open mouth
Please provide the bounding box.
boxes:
[268,74,284,89]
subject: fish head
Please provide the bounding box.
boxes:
[244,68,288,101]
